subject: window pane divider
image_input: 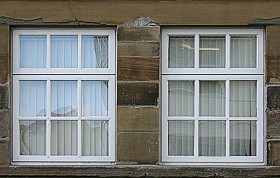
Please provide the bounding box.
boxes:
[77,80,82,157]
[78,35,82,69]
[194,34,199,69]
[46,80,51,157]
[226,34,230,69]
[47,34,51,69]
[194,80,199,157]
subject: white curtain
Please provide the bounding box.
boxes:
[168,121,194,156]
[20,36,46,68]
[51,36,78,68]
[199,81,225,116]
[230,121,256,156]
[20,121,46,155]
[168,80,194,116]
[20,81,46,116]
[82,121,108,156]
[229,80,257,156]
[51,121,77,156]
[169,36,194,68]
[230,81,257,117]
[51,81,77,117]
[230,35,256,68]
[82,81,108,116]
[199,121,226,156]
[199,36,225,68]
[82,36,108,68]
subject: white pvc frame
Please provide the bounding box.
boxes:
[13,29,116,75]
[12,29,116,165]
[161,28,264,165]
[162,28,264,75]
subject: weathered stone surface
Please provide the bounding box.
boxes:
[267,110,280,139]
[117,132,158,164]
[117,57,159,81]
[268,141,280,166]
[117,82,159,106]
[266,26,280,56]
[118,27,160,42]
[0,56,9,84]
[118,42,159,57]
[266,58,280,84]
[0,1,279,26]
[2,165,280,177]
[267,86,280,110]
[0,109,10,138]
[0,136,10,165]
[0,84,8,109]
[118,106,159,132]
[0,26,9,56]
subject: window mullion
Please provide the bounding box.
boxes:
[78,35,82,69]
[226,34,230,69]
[226,79,230,157]
[194,34,199,69]
[194,80,199,157]
[78,79,82,157]
[47,34,51,69]
[46,79,51,157]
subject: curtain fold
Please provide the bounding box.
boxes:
[51,36,78,68]
[20,121,46,155]
[20,36,46,68]
[169,36,194,68]
[230,36,256,68]
[199,36,225,68]
[168,121,194,156]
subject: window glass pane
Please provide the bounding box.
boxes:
[20,81,46,116]
[82,81,108,117]
[82,36,108,68]
[51,36,78,68]
[199,121,226,156]
[169,36,194,68]
[20,121,46,155]
[199,36,225,68]
[51,121,77,156]
[82,121,108,156]
[168,81,194,116]
[230,80,257,117]
[199,81,225,116]
[20,36,46,68]
[230,121,256,156]
[230,35,256,68]
[168,121,194,156]
[51,81,77,117]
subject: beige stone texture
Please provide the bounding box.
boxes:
[117,106,159,132]
[118,42,159,57]
[117,132,158,164]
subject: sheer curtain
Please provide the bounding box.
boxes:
[199,36,225,68]
[168,81,194,156]
[199,121,226,156]
[82,36,108,68]
[20,121,46,155]
[82,81,108,156]
[230,35,256,68]
[51,81,78,156]
[230,81,257,156]
[169,121,194,156]
[19,81,46,155]
[169,36,194,68]
[20,36,46,68]
[51,36,78,68]
[199,81,225,117]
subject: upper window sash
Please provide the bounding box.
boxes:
[13,29,116,75]
[162,29,264,75]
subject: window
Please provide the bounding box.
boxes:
[13,29,116,164]
[162,29,264,164]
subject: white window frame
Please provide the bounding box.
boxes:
[12,29,116,165]
[161,28,264,165]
